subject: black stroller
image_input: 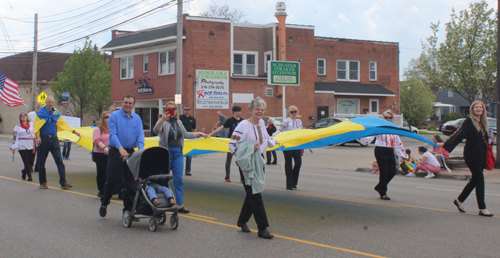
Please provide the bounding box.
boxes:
[122,146,179,231]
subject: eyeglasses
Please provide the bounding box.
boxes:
[290,110,298,114]
[184,109,190,111]
[384,116,393,120]
[20,114,27,117]
[104,116,109,119]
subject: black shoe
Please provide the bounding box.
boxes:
[292,185,297,189]
[178,207,190,214]
[286,187,293,190]
[237,221,251,233]
[479,210,494,217]
[258,229,274,239]
[271,162,277,165]
[453,199,466,213]
[266,163,271,165]
[97,192,103,198]
[99,205,107,217]
[185,172,192,176]
[380,195,391,200]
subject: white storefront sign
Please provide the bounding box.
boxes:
[196,70,229,109]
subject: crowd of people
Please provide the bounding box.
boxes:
[8,95,496,241]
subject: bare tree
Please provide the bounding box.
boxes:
[200,4,248,23]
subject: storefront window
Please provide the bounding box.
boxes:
[135,108,151,130]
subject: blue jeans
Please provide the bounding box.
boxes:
[146,184,174,200]
[185,156,192,173]
[62,141,72,158]
[38,136,67,186]
[169,146,184,205]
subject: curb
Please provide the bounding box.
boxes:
[355,167,471,180]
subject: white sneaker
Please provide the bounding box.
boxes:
[406,172,415,177]
[424,173,435,179]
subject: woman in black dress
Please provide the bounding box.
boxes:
[438,101,494,217]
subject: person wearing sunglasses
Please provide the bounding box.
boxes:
[359,110,407,200]
[93,111,111,198]
[179,105,196,176]
[10,112,35,181]
[273,105,303,190]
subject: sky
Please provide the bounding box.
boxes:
[0,0,497,80]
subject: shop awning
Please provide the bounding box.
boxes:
[314,82,395,96]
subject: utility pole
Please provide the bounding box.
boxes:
[31,13,38,111]
[176,0,183,109]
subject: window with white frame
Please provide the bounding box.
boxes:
[317,58,326,75]
[369,61,377,81]
[233,51,258,76]
[159,51,175,75]
[143,54,149,73]
[120,56,134,79]
[337,60,359,81]
[369,99,379,113]
[264,51,272,73]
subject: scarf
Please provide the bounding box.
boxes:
[20,122,30,130]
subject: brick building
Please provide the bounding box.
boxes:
[102,3,400,136]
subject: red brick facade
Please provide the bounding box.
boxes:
[105,14,399,136]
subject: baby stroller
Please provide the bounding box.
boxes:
[122,146,179,231]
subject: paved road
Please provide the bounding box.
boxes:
[1,137,500,257]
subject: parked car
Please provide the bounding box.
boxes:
[307,118,368,146]
[402,121,419,134]
[441,117,496,136]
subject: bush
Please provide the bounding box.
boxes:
[442,112,463,123]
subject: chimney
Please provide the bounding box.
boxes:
[275,2,287,61]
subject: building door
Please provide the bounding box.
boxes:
[151,108,159,136]
[317,106,329,121]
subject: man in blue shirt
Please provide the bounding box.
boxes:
[35,96,80,190]
[99,95,145,217]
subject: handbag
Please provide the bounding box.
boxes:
[484,144,496,170]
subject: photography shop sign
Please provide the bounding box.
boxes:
[195,70,229,109]
[267,61,300,86]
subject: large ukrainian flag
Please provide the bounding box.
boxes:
[34,107,73,134]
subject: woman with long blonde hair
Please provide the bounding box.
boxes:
[438,101,494,216]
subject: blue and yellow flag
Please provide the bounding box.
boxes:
[34,106,73,134]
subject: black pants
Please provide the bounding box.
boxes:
[458,160,486,209]
[101,147,135,211]
[225,152,233,179]
[18,149,33,179]
[93,152,108,194]
[237,167,269,230]
[283,150,302,189]
[266,151,277,164]
[374,146,396,196]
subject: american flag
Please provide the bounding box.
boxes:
[0,71,25,107]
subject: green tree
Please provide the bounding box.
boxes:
[400,78,436,126]
[414,1,497,104]
[51,40,112,122]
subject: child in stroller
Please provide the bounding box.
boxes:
[139,177,175,207]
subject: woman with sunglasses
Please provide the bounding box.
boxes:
[93,112,111,198]
[273,105,303,190]
[360,110,407,200]
[153,101,208,213]
[11,112,35,181]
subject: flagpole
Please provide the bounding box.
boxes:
[31,13,38,111]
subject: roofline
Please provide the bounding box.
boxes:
[102,35,183,51]
[314,36,398,46]
[186,16,232,23]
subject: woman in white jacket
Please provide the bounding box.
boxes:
[230,97,277,239]
[11,112,35,181]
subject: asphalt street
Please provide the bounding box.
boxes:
[1,136,500,258]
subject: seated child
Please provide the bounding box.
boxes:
[139,177,175,206]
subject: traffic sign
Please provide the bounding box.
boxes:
[61,92,70,104]
[37,92,47,104]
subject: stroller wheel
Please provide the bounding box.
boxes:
[158,213,166,225]
[170,214,179,230]
[122,210,132,228]
[149,217,158,232]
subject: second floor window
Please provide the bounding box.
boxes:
[369,61,377,80]
[264,51,272,73]
[159,51,175,75]
[120,56,133,79]
[234,51,257,76]
[318,58,326,75]
[143,54,149,73]
[337,60,359,81]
